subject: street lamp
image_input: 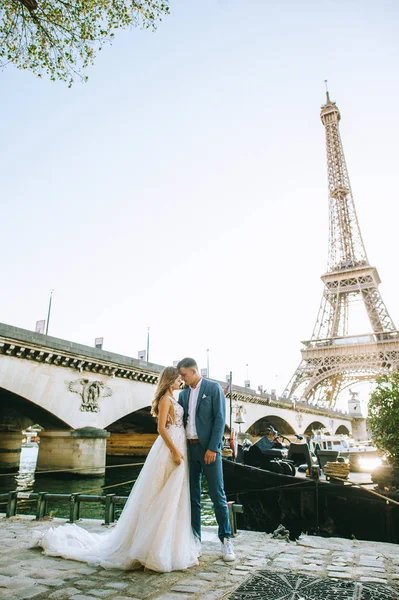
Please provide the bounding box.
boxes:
[233,405,246,434]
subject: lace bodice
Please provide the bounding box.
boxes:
[167,397,184,428]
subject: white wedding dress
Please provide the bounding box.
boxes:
[31,398,200,572]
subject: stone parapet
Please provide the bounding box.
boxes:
[0,322,161,384]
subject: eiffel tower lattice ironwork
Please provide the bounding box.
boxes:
[285,92,399,407]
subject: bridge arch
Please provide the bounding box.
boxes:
[0,386,71,471]
[303,420,327,437]
[335,424,350,435]
[0,386,70,431]
[247,415,296,437]
[239,403,348,438]
[105,405,156,433]
[105,405,158,457]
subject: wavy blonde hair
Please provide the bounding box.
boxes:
[151,366,179,418]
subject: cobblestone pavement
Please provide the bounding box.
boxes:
[0,515,398,600]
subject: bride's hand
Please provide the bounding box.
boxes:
[172,450,184,465]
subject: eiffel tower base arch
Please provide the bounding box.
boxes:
[286,335,399,407]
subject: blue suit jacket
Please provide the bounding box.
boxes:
[178,378,226,453]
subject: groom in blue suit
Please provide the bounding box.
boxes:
[177,357,235,562]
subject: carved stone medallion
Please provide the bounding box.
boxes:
[68,378,112,413]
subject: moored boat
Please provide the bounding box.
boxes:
[309,430,382,472]
[222,457,399,543]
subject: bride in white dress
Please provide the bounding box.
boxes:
[31,366,201,572]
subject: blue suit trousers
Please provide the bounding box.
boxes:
[188,443,231,543]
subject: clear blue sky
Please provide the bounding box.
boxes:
[1,0,399,407]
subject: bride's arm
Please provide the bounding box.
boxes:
[157,395,184,465]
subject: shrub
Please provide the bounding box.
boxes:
[368,371,399,465]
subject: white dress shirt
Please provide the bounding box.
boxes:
[186,378,203,439]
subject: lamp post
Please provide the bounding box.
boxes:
[45,290,54,335]
[244,363,250,388]
[146,327,150,363]
[206,348,210,378]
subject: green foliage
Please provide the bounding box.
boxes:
[0,0,169,85]
[368,370,399,465]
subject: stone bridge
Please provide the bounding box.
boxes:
[0,323,353,475]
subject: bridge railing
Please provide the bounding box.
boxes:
[0,491,243,536]
[236,392,347,417]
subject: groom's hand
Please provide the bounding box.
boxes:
[204,449,216,464]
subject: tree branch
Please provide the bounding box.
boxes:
[17,0,38,12]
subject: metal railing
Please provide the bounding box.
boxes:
[0,491,244,536]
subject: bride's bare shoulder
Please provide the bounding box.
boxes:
[158,394,172,406]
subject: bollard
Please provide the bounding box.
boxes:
[69,494,81,523]
[310,465,320,481]
[36,492,48,520]
[227,501,244,536]
[104,494,116,525]
[352,582,363,600]
[6,491,17,518]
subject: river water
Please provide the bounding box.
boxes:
[0,446,216,525]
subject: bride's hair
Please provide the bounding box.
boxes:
[151,366,179,418]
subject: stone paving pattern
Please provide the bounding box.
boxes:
[0,516,398,600]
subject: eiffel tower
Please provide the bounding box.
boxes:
[285,90,399,407]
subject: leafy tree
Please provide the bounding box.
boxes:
[0,0,169,85]
[368,370,399,465]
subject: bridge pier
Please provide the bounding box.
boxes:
[0,431,22,471]
[37,427,110,476]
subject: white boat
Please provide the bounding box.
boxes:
[309,430,382,472]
